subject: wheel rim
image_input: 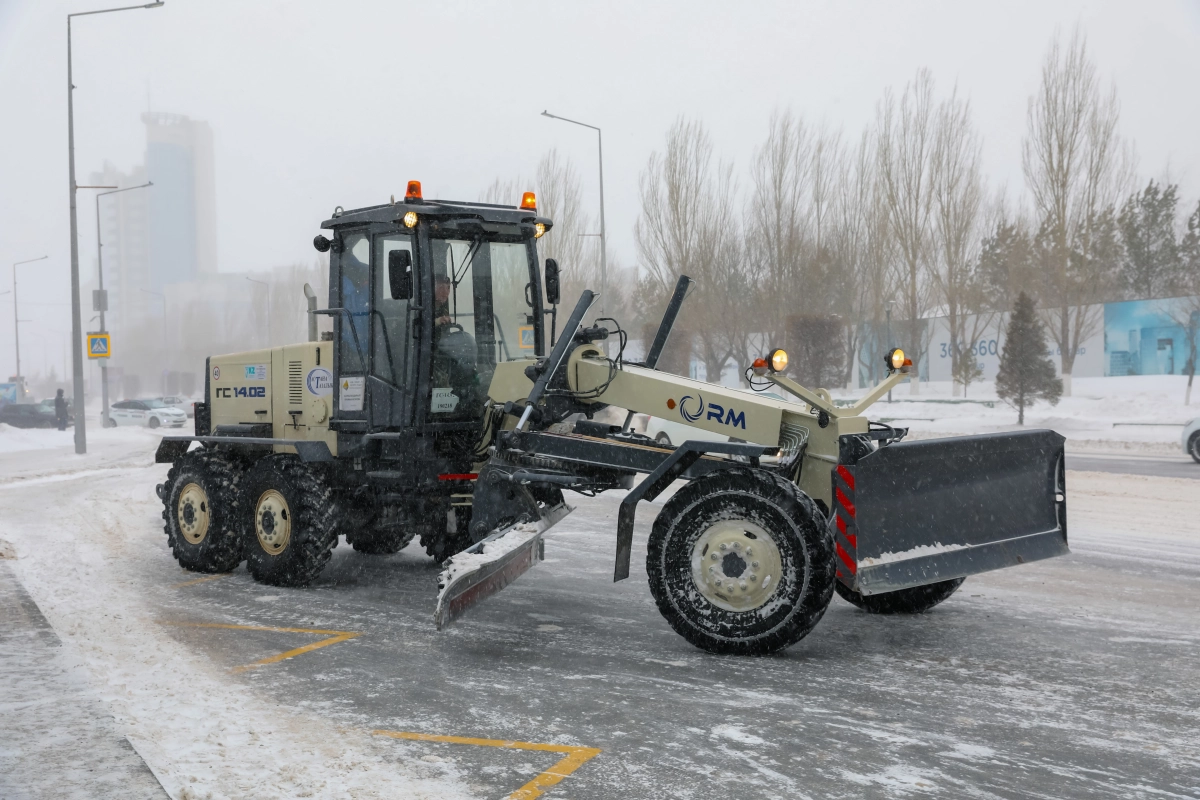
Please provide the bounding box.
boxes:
[255,489,292,555]
[690,520,784,612]
[177,482,210,545]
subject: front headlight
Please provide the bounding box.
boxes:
[769,348,788,373]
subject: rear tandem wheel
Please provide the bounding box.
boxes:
[646,467,835,655]
[243,455,340,587]
[160,448,245,573]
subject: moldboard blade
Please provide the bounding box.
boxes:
[434,529,544,630]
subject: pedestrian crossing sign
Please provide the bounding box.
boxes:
[87,333,111,359]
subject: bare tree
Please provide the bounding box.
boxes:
[1022,28,1134,395]
[877,69,938,394]
[929,86,992,395]
[635,117,742,382]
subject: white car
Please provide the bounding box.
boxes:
[108,398,188,429]
[157,395,196,417]
[1184,417,1200,464]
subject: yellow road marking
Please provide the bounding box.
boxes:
[161,622,360,673]
[373,729,601,800]
[172,573,228,588]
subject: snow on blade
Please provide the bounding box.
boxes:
[858,542,971,567]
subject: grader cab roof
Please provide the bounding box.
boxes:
[321,195,552,232]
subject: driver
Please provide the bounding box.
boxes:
[434,274,453,328]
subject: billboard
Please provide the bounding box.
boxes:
[1104,297,1200,376]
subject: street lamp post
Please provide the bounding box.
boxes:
[67,1,164,454]
[245,276,271,347]
[540,110,608,343]
[12,256,49,390]
[886,299,895,403]
[95,182,152,426]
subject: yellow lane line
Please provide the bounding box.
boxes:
[372,729,601,800]
[161,622,361,673]
[172,574,228,588]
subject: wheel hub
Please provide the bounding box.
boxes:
[691,520,783,612]
[255,489,292,555]
[177,483,210,545]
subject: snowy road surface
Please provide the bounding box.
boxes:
[2,430,1198,799]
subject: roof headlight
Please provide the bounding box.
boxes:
[769,348,788,373]
[403,211,418,228]
[534,222,546,239]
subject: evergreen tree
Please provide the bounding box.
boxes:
[1119,180,1181,299]
[996,292,1062,424]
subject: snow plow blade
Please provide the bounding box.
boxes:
[832,429,1067,596]
[434,504,572,630]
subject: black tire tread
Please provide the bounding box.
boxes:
[160,449,244,573]
[834,577,965,614]
[244,455,339,587]
[646,466,835,655]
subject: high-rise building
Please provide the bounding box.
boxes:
[143,112,217,289]
[89,113,217,330]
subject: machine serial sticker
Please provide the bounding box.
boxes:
[339,377,365,412]
[306,367,333,396]
[245,364,268,380]
[431,387,460,413]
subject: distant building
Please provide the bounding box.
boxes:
[143,112,217,290]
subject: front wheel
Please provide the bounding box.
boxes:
[646,467,835,655]
[834,577,965,614]
[148,416,161,429]
[1189,433,1200,464]
[243,456,339,587]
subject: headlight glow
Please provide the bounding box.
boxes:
[534,222,546,239]
[403,211,418,228]
[769,348,788,373]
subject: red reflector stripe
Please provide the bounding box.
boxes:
[438,473,478,481]
[836,542,857,575]
[836,464,855,490]
[836,514,846,534]
[835,486,856,518]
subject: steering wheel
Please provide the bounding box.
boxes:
[441,322,465,333]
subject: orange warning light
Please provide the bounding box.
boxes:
[520,191,537,210]
[405,180,423,201]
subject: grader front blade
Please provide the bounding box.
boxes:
[831,429,1068,596]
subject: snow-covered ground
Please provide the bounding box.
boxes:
[0,430,472,800]
[831,375,1196,454]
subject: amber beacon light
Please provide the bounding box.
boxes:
[405,180,423,201]
[521,191,537,210]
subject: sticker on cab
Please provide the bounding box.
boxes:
[339,377,365,412]
[431,388,460,413]
[245,364,268,380]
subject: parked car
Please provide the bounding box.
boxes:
[108,398,188,429]
[37,398,73,418]
[156,395,196,417]
[1184,417,1200,464]
[0,403,59,429]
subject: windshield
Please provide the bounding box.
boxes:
[428,237,538,418]
[143,399,168,409]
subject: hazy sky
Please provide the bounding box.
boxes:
[2,0,1199,379]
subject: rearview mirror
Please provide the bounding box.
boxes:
[388,249,413,300]
[544,258,560,305]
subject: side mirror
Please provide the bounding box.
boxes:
[544,258,561,305]
[388,249,413,300]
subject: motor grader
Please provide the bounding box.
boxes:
[155,181,1068,655]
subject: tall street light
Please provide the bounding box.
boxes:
[12,256,49,390]
[245,276,271,347]
[540,110,608,337]
[95,182,152,426]
[67,1,164,454]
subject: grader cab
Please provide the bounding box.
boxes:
[156,182,1067,655]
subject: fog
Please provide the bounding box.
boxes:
[2,0,1199,392]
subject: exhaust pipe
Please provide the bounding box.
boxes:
[303,283,317,342]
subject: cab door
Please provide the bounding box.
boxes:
[368,232,415,428]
